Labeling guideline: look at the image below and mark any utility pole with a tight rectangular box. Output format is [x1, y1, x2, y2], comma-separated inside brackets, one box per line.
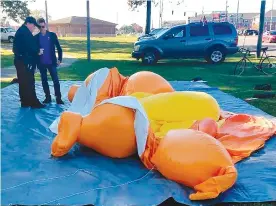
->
[86, 0, 91, 61]
[145, 0, 152, 34]
[236, 0, 240, 29]
[45, 0, 49, 30]
[159, 0, 163, 28]
[226, 0, 228, 22]
[257, 0, 266, 57]
[270, 0, 274, 30]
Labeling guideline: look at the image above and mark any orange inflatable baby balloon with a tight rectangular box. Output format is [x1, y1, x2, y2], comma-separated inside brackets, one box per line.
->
[50, 67, 276, 202]
[152, 129, 237, 201]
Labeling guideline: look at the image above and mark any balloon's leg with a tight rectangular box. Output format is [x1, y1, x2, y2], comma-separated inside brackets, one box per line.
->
[51, 112, 83, 157]
[189, 166, 237, 200]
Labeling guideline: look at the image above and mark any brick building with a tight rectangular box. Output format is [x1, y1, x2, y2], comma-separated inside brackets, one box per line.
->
[188, 12, 258, 30]
[48, 16, 117, 37]
[252, 10, 276, 31]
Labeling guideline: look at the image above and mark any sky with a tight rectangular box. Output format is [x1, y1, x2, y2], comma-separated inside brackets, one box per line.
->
[25, 0, 275, 28]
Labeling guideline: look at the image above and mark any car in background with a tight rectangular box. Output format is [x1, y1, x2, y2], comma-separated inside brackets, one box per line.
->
[243, 29, 258, 36]
[1, 27, 16, 43]
[262, 30, 276, 43]
[138, 28, 167, 41]
[132, 22, 238, 65]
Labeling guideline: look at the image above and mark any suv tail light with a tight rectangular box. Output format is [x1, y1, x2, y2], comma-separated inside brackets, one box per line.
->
[234, 36, 238, 45]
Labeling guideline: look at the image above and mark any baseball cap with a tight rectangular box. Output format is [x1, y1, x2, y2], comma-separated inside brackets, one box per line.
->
[24, 16, 41, 28]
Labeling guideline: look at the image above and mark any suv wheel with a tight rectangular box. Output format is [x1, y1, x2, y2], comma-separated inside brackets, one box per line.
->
[8, 36, 14, 43]
[142, 51, 158, 65]
[205, 47, 226, 64]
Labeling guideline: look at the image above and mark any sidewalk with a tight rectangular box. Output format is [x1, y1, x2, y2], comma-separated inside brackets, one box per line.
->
[1, 55, 77, 81]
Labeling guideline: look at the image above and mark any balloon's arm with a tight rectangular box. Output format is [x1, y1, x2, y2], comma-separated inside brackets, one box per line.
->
[51, 112, 83, 157]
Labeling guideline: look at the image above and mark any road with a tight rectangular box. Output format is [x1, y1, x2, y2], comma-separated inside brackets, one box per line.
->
[238, 36, 276, 56]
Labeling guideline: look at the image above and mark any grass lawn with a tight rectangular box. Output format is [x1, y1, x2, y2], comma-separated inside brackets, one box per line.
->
[56, 36, 276, 117]
[1, 46, 13, 68]
[0, 80, 11, 88]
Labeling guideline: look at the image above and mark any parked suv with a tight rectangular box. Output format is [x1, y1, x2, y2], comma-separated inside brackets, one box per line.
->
[132, 22, 238, 64]
[1, 27, 16, 43]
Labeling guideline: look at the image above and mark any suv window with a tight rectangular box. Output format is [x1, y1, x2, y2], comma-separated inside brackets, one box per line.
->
[190, 25, 209, 37]
[213, 24, 232, 35]
[167, 27, 186, 38]
[1, 28, 6, 33]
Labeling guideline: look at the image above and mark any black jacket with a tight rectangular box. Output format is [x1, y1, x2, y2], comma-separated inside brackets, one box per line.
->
[13, 25, 40, 65]
[35, 31, 62, 67]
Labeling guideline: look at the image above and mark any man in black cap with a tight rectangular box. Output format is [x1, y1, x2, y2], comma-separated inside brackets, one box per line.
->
[13, 16, 45, 108]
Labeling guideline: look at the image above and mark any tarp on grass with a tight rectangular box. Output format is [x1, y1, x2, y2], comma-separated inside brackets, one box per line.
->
[1, 81, 276, 206]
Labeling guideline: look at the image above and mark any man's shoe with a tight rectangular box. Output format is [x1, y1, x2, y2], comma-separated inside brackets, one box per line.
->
[21, 102, 30, 108]
[43, 97, 52, 104]
[31, 102, 46, 109]
[56, 98, 64, 105]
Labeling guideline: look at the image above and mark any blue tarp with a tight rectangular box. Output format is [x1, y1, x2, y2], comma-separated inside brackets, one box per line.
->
[1, 81, 276, 206]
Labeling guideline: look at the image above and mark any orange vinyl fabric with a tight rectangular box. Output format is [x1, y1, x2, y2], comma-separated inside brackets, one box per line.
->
[120, 71, 174, 95]
[51, 104, 137, 158]
[67, 69, 174, 103]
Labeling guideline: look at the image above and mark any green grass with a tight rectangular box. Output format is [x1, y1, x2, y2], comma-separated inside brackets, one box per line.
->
[1, 48, 13, 68]
[0, 81, 10, 88]
[56, 36, 276, 117]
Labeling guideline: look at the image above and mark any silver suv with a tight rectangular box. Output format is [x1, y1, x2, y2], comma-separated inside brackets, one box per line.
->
[132, 22, 239, 64]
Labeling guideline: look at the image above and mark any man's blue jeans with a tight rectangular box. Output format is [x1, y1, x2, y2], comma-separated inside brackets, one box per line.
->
[39, 64, 61, 99]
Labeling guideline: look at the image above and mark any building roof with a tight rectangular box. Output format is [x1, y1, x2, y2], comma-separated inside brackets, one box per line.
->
[235, 13, 259, 19]
[190, 12, 259, 22]
[49, 16, 117, 26]
[265, 10, 276, 17]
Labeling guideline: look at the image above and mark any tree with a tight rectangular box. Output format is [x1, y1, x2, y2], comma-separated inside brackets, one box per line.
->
[1, 0, 35, 23]
[119, 25, 135, 34]
[31, 9, 52, 21]
[131, 23, 143, 33]
[127, 0, 146, 10]
[127, 0, 185, 34]
[127, 0, 152, 34]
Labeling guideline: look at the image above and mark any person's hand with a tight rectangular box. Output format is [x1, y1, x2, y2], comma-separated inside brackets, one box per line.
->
[38, 48, 44, 55]
[57, 60, 61, 66]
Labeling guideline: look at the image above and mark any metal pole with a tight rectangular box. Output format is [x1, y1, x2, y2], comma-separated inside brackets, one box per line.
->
[236, 0, 240, 29]
[257, 0, 266, 57]
[270, 0, 274, 30]
[145, 0, 151, 34]
[226, 0, 228, 22]
[45, 0, 49, 30]
[87, 0, 91, 61]
[159, 0, 162, 27]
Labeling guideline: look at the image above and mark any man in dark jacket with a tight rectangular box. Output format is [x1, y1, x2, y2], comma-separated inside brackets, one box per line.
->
[13, 16, 45, 108]
[35, 18, 64, 104]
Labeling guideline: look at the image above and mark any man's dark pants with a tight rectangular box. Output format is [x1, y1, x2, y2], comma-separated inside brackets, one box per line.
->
[39, 64, 61, 99]
[14, 58, 39, 105]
